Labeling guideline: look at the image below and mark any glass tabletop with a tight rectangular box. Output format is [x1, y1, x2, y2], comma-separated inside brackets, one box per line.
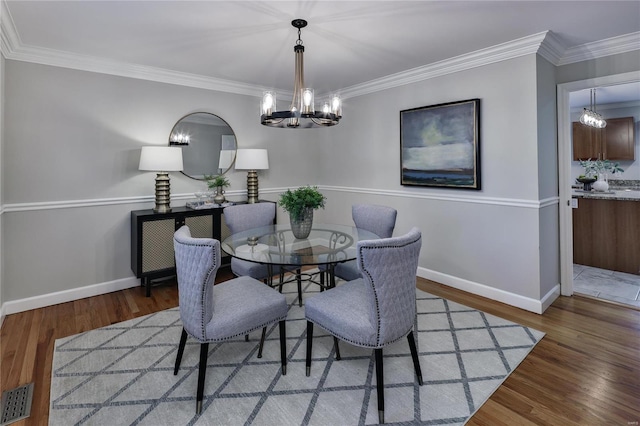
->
[221, 223, 380, 267]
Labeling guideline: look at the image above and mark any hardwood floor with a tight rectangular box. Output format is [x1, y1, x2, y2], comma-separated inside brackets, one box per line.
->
[2, 271, 639, 425]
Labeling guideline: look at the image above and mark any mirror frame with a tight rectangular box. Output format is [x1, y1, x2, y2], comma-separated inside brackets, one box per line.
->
[168, 112, 237, 180]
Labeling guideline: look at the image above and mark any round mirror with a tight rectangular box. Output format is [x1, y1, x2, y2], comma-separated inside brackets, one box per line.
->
[168, 112, 237, 180]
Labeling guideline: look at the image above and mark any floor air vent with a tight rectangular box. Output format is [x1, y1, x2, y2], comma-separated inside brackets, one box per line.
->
[1, 383, 34, 425]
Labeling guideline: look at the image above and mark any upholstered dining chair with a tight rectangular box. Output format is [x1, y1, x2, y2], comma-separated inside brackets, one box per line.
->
[321, 204, 397, 287]
[172, 225, 288, 414]
[224, 202, 280, 283]
[305, 227, 423, 424]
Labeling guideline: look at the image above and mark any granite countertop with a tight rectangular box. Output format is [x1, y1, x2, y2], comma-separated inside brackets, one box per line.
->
[572, 188, 640, 201]
[572, 179, 640, 201]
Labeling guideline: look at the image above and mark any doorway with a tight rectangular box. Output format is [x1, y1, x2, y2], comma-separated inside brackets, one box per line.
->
[557, 71, 640, 305]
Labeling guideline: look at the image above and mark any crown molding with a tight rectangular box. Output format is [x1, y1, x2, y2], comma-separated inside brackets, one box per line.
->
[557, 32, 640, 66]
[0, 0, 19, 57]
[341, 32, 551, 99]
[1, 0, 638, 100]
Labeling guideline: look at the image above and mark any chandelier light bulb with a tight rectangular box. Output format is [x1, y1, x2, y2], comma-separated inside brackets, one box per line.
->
[331, 95, 342, 116]
[301, 88, 314, 114]
[261, 91, 275, 116]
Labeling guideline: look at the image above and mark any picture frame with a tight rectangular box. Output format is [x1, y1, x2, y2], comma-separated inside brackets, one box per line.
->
[400, 98, 481, 189]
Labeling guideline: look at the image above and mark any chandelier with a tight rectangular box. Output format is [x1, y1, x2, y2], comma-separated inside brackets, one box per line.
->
[579, 88, 607, 129]
[260, 19, 341, 129]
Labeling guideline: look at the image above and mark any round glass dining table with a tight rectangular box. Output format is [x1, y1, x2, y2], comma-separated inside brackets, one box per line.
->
[221, 223, 379, 305]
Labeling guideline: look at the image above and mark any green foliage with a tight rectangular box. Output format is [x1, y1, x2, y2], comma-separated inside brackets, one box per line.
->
[279, 186, 326, 220]
[205, 174, 230, 189]
[579, 159, 624, 177]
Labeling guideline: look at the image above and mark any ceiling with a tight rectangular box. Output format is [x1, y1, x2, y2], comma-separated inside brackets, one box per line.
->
[3, 1, 640, 103]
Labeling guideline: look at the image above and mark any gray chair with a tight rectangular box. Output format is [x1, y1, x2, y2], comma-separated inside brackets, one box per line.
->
[172, 226, 288, 414]
[224, 202, 280, 283]
[321, 204, 397, 286]
[305, 227, 423, 424]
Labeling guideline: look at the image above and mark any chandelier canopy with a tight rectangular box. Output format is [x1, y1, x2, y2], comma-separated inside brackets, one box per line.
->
[579, 88, 607, 129]
[260, 19, 341, 129]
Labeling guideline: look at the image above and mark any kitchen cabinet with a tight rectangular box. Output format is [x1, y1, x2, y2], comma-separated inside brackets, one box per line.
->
[572, 116, 635, 161]
[573, 197, 640, 275]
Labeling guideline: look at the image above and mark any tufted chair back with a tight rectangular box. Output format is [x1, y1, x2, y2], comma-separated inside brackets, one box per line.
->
[352, 204, 397, 238]
[357, 227, 422, 347]
[224, 202, 276, 233]
[173, 225, 219, 341]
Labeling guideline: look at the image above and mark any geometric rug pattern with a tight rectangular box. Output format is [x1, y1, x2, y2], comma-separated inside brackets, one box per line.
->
[50, 280, 544, 425]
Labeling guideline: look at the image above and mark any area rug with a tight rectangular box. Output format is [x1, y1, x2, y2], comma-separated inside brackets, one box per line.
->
[49, 281, 544, 425]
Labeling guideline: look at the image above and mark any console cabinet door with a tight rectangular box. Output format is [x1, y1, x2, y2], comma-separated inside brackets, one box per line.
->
[140, 218, 176, 274]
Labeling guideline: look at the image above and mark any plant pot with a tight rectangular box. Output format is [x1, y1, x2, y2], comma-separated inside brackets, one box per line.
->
[290, 208, 313, 239]
[593, 175, 609, 192]
[576, 176, 596, 191]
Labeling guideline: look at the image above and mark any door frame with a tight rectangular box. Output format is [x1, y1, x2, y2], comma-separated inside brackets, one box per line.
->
[557, 71, 640, 296]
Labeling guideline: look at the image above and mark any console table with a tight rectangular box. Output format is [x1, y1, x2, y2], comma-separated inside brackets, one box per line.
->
[131, 204, 235, 296]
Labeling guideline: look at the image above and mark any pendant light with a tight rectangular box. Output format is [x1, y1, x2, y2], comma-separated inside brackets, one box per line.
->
[579, 88, 607, 129]
[260, 19, 341, 129]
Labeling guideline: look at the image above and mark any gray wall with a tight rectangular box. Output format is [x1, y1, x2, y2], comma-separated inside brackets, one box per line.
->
[0, 54, 4, 309]
[313, 54, 550, 302]
[1, 48, 638, 313]
[1, 61, 322, 302]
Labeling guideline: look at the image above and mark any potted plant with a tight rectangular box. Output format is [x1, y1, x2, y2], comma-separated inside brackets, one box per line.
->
[279, 185, 327, 239]
[578, 159, 624, 192]
[205, 174, 231, 204]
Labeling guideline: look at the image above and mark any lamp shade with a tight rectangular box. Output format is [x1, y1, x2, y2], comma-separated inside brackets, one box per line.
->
[139, 146, 183, 172]
[235, 149, 269, 170]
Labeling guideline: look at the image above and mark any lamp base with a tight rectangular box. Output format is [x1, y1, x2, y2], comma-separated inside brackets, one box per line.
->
[246, 170, 259, 203]
[153, 172, 172, 213]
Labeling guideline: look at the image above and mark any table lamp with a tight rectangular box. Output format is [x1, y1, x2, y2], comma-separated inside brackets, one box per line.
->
[139, 146, 183, 213]
[235, 149, 269, 203]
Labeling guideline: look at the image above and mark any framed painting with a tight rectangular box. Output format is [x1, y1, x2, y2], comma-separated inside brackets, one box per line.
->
[400, 98, 481, 189]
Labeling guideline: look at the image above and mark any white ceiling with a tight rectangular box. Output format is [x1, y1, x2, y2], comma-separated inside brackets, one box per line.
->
[3, 1, 640, 102]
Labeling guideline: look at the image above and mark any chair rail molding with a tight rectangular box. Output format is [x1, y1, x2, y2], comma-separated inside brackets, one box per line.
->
[1, 187, 557, 213]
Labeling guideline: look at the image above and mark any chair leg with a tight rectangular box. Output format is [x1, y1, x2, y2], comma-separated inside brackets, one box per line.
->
[375, 348, 385, 424]
[279, 320, 287, 375]
[297, 268, 303, 307]
[174, 328, 188, 375]
[245, 334, 249, 342]
[333, 336, 341, 360]
[305, 321, 314, 376]
[319, 270, 325, 291]
[196, 343, 209, 414]
[257, 327, 267, 358]
[374, 349, 384, 424]
[407, 331, 423, 385]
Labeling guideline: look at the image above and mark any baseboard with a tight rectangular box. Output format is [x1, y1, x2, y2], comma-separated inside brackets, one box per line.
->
[1, 276, 140, 316]
[418, 267, 559, 314]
